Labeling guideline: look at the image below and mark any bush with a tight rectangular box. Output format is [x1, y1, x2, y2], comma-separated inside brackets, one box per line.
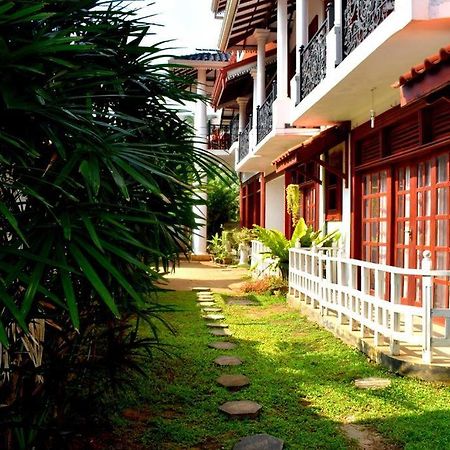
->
[240, 277, 288, 295]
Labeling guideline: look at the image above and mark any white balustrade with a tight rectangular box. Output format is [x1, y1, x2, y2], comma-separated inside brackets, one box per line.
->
[250, 240, 280, 278]
[289, 247, 450, 363]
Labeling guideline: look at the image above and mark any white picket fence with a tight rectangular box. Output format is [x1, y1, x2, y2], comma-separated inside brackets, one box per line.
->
[289, 247, 450, 363]
[250, 240, 280, 278]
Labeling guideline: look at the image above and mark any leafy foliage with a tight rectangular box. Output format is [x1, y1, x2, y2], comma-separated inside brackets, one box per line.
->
[206, 173, 239, 238]
[254, 219, 340, 279]
[0, 1, 225, 447]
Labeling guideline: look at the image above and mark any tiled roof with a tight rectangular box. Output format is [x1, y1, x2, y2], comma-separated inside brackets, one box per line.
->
[174, 50, 231, 63]
[396, 45, 450, 87]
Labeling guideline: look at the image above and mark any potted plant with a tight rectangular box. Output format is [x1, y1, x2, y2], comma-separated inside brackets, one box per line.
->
[234, 227, 256, 266]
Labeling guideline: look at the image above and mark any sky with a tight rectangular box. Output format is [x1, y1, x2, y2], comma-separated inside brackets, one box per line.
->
[144, 0, 223, 55]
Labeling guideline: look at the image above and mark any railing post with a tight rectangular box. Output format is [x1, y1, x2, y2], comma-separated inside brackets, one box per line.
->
[326, 1, 335, 32]
[299, 45, 304, 103]
[389, 272, 401, 355]
[422, 250, 433, 364]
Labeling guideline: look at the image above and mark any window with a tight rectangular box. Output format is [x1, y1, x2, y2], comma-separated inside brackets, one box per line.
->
[325, 149, 343, 221]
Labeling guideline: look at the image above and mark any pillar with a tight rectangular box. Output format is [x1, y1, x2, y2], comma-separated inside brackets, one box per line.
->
[236, 97, 249, 132]
[277, 0, 289, 99]
[250, 68, 258, 129]
[192, 68, 208, 255]
[253, 29, 270, 107]
[296, 0, 308, 72]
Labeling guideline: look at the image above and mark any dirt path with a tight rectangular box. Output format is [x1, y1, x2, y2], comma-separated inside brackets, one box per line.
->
[162, 260, 248, 294]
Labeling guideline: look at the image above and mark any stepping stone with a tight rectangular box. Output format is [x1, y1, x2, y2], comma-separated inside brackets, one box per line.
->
[219, 400, 262, 419]
[233, 434, 284, 450]
[354, 377, 391, 390]
[202, 307, 222, 313]
[217, 374, 250, 391]
[226, 297, 257, 306]
[197, 302, 215, 307]
[211, 328, 232, 337]
[197, 293, 214, 297]
[197, 298, 215, 303]
[206, 322, 229, 328]
[203, 314, 225, 321]
[208, 341, 236, 350]
[192, 287, 211, 292]
[214, 356, 243, 366]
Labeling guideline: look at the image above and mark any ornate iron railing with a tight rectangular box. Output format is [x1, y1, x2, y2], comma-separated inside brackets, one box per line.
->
[256, 81, 276, 144]
[230, 114, 239, 144]
[297, 18, 328, 105]
[238, 116, 251, 163]
[342, 0, 395, 58]
[208, 124, 231, 150]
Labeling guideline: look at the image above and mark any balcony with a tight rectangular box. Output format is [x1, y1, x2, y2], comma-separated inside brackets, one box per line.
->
[256, 81, 276, 144]
[292, 0, 450, 128]
[208, 124, 231, 150]
[230, 114, 239, 146]
[238, 117, 251, 163]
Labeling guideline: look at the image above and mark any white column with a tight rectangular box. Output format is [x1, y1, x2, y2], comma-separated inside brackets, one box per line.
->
[250, 68, 258, 129]
[253, 29, 270, 106]
[296, 0, 308, 72]
[277, 0, 289, 99]
[236, 97, 249, 132]
[192, 68, 208, 256]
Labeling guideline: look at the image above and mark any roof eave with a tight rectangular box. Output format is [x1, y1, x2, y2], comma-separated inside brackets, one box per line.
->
[168, 59, 229, 70]
[218, 0, 239, 51]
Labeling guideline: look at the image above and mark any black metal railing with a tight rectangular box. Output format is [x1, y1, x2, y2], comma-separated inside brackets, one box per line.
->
[297, 17, 328, 105]
[230, 114, 239, 144]
[256, 81, 277, 144]
[208, 124, 231, 150]
[342, 0, 395, 59]
[238, 116, 251, 163]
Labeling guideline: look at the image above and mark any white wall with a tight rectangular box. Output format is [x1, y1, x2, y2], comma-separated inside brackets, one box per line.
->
[265, 175, 285, 232]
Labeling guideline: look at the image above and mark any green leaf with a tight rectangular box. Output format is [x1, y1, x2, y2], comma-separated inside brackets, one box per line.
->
[0, 202, 28, 247]
[69, 243, 120, 317]
[80, 213, 103, 251]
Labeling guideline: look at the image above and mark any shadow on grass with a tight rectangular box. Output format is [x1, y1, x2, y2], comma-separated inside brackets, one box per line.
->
[90, 291, 450, 450]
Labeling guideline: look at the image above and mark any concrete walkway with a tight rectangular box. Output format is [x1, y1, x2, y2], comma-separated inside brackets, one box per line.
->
[163, 260, 248, 293]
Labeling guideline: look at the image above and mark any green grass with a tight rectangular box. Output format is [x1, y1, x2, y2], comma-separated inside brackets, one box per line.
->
[111, 291, 450, 449]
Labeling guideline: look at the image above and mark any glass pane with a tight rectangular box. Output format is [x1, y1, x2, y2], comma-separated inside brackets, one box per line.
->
[363, 175, 368, 195]
[371, 173, 379, 193]
[417, 191, 423, 216]
[436, 251, 447, 270]
[380, 221, 387, 242]
[380, 171, 387, 193]
[417, 220, 424, 246]
[405, 193, 410, 217]
[364, 199, 370, 218]
[398, 195, 405, 217]
[438, 187, 448, 215]
[397, 221, 404, 241]
[398, 168, 404, 190]
[425, 190, 431, 216]
[434, 283, 447, 308]
[437, 154, 448, 183]
[379, 246, 387, 265]
[425, 220, 431, 246]
[418, 163, 424, 188]
[397, 249, 404, 266]
[405, 166, 411, 190]
[371, 198, 380, 217]
[380, 195, 387, 217]
[371, 246, 379, 263]
[437, 220, 448, 247]
[426, 160, 432, 186]
[371, 222, 378, 241]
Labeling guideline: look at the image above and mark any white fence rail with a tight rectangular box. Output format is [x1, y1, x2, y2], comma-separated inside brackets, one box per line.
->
[250, 240, 280, 278]
[289, 247, 450, 363]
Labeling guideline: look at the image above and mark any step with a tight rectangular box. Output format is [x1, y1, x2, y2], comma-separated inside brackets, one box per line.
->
[233, 434, 284, 450]
[202, 307, 223, 313]
[210, 329, 232, 337]
[219, 400, 262, 419]
[192, 287, 211, 292]
[206, 323, 229, 328]
[217, 374, 250, 391]
[354, 377, 391, 390]
[208, 341, 236, 350]
[197, 302, 216, 307]
[214, 356, 243, 366]
[203, 314, 225, 321]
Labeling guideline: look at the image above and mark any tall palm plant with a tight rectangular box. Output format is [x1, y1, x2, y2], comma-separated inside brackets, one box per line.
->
[0, 1, 225, 447]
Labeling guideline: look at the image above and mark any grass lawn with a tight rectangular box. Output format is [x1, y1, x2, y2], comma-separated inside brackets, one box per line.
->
[107, 291, 450, 449]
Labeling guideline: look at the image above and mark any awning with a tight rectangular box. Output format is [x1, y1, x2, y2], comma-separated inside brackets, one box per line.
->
[211, 48, 277, 108]
[273, 123, 350, 174]
[394, 45, 450, 106]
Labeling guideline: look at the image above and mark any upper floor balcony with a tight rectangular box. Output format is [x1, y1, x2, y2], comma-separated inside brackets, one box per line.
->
[292, 0, 450, 127]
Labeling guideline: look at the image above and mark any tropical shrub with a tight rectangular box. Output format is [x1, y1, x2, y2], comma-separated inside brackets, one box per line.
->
[0, 1, 224, 447]
[253, 219, 340, 279]
[240, 276, 288, 295]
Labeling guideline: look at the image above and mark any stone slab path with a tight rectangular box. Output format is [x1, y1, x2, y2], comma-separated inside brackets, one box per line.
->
[233, 434, 284, 450]
[208, 341, 236, 350]
[219, 400, 262, 419]
[354, 377, 392, 390]
[210, 329, 232, 337]
[214, 356, 243, 366]
[217, 374, 250, 391]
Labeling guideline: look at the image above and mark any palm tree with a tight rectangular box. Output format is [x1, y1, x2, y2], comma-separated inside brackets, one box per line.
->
[0, 1, 224, 447]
